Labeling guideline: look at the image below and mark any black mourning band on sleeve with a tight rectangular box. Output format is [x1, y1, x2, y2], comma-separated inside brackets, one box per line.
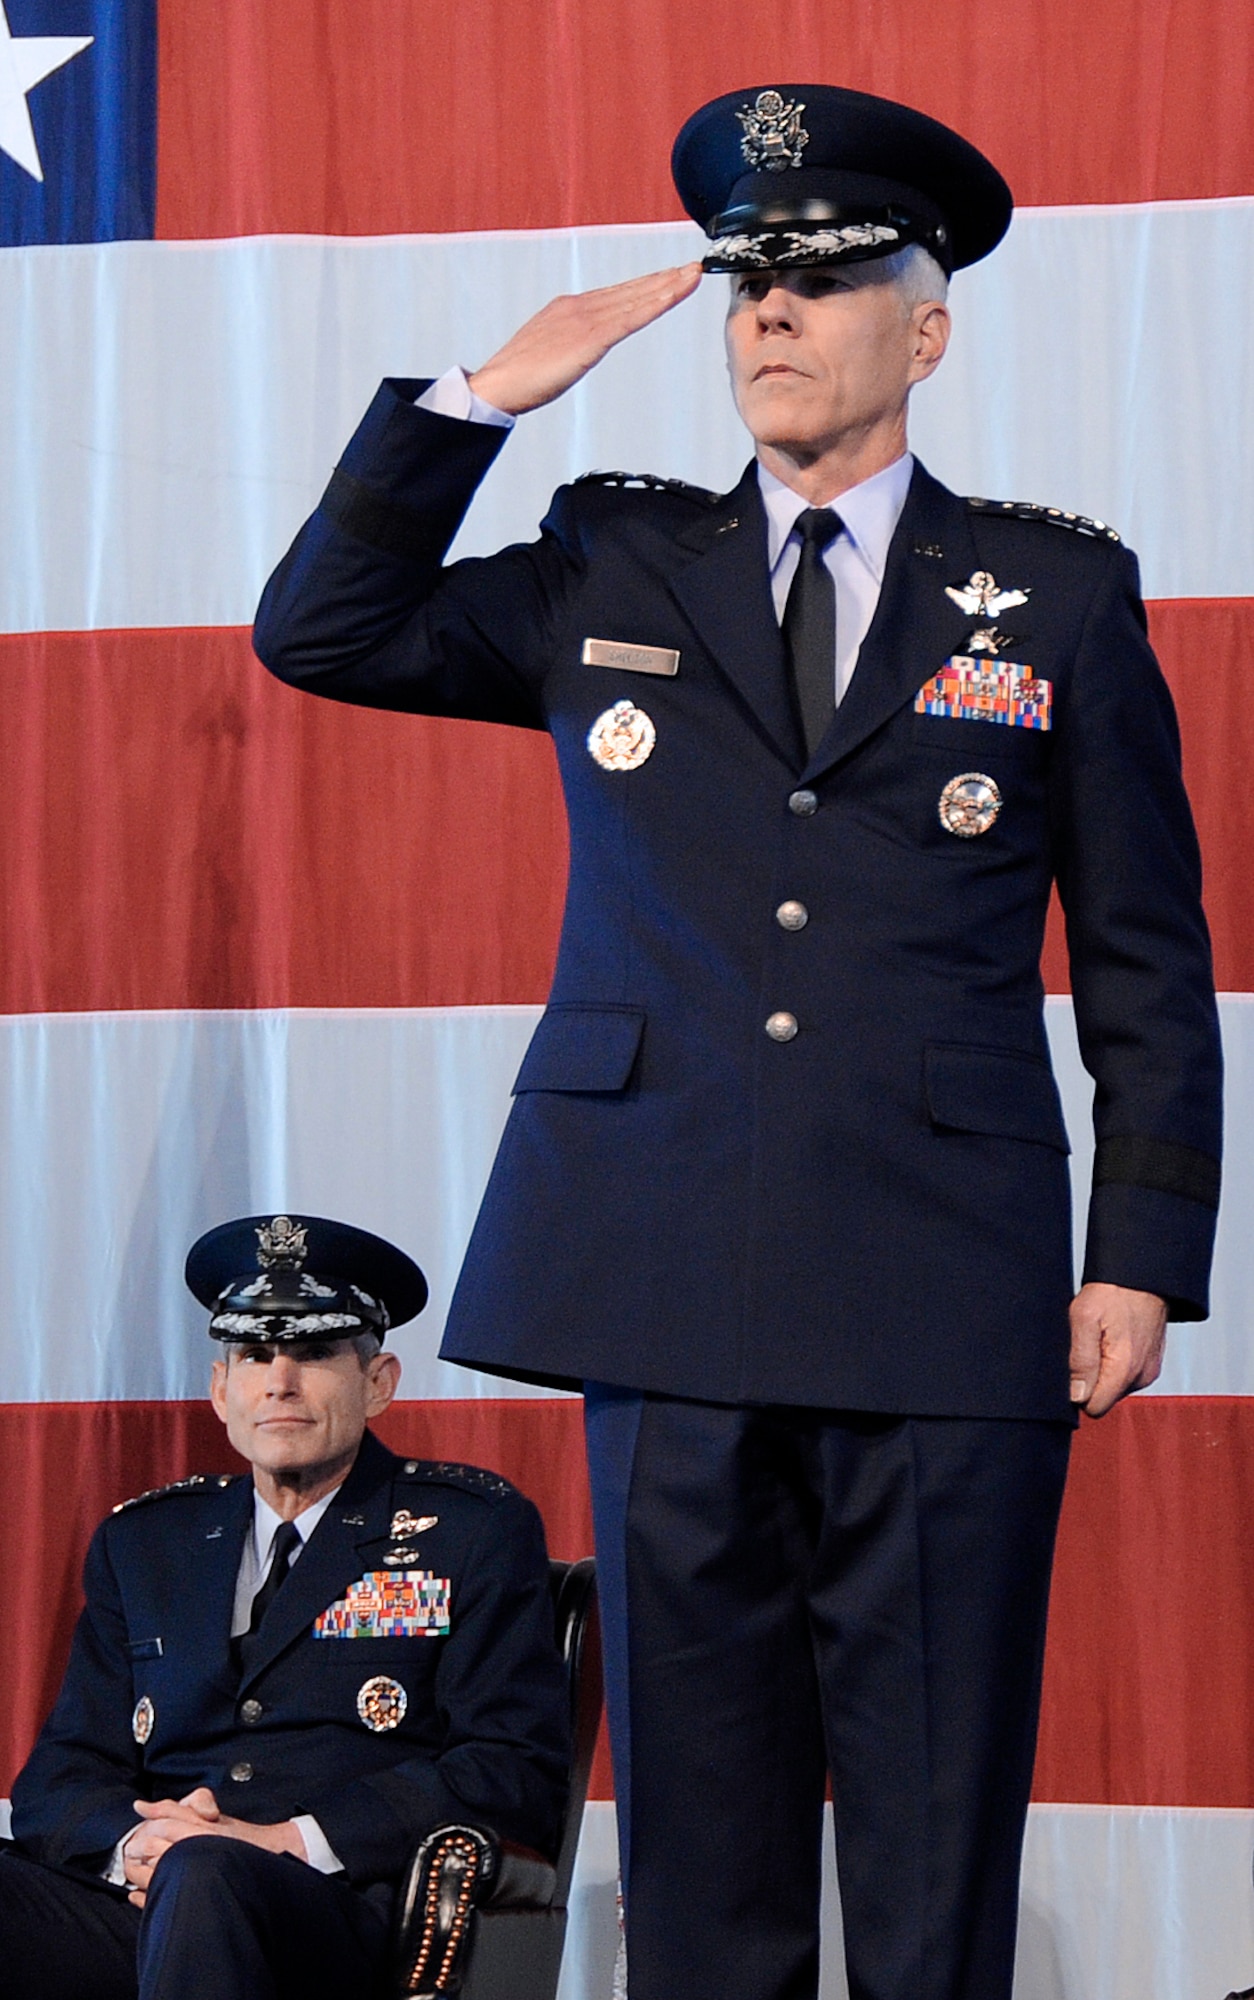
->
[1092, 1135, 1221, 1211]
[321, 465, 456, 565]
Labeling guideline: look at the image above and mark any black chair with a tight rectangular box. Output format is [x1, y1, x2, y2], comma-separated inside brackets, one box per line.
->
[390, 1557, 602, 2000]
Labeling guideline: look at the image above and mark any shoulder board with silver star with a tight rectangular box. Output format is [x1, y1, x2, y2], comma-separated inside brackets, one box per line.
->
[395, 1458, 519, 1503]
[966, 497, 1121, 544]
[113, 1473, 237, 1514]
[573, 470, 721, 505]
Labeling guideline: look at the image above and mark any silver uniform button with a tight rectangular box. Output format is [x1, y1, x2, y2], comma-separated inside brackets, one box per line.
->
[765, 1011, 799, 1042]
[229, 1760, 254, 1783]
[240, 1699, 263, 1726]
[788, 789, 818, 817]
[776, 900, 808, 931]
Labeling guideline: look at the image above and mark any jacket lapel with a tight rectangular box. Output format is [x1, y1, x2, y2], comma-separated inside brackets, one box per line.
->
[669, 464, 803, 768]
[179, 1474, 254, 1701]
[807, 463, 979, 776]
[238, 1430, 395, 1690]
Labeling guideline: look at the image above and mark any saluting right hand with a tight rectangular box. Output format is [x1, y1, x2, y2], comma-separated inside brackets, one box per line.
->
[467, 262, 703, 416]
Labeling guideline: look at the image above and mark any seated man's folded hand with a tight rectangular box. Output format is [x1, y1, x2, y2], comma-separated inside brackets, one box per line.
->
[125, 1789, 307, 1907]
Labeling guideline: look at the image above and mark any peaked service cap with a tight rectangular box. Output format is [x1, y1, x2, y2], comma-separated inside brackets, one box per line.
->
[672, 84, 1012, 276]
[186, 1213, 428, 1343]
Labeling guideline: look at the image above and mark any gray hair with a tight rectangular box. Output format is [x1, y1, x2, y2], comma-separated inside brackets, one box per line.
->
[856, 242, 950, 307]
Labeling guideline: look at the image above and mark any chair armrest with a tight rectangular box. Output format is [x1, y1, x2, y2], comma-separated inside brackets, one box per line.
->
[392, 1824, 498, 1997]
[480, 1841, 557, 1912]
[391, 1824, 560, 1995]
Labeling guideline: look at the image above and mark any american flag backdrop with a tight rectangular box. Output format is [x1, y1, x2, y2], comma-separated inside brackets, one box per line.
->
[1, 3, 1253, 1993]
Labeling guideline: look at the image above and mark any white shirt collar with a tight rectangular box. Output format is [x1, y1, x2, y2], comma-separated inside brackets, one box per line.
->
[252, 1482, 342, 1568]
[758, 453, 914, 580]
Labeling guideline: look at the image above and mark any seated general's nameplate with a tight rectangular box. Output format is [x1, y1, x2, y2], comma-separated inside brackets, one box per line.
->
[582, 637, 679, 677]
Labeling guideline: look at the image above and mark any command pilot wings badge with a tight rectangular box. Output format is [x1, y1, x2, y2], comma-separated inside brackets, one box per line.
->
[944, 571, 1030, 619]
[390, 1510, 438, 1539]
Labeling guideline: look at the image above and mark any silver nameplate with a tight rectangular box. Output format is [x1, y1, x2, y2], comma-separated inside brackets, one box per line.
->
[582, 637, 679, 677]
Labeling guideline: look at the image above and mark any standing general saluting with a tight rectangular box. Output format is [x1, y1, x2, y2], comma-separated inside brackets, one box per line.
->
[254, 85, 1222, 2000]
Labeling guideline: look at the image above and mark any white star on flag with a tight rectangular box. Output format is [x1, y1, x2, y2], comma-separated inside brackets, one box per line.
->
[0, 2, 93, 183]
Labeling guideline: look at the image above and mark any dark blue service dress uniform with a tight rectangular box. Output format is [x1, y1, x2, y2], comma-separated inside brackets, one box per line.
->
[2, 1430, 569, 2000]
[252, 384, 1223, 2000]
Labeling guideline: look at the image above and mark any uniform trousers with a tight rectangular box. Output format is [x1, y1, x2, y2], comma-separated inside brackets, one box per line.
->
[583, 1388, 1072, 2000]
[0, 1838, 389, 2000]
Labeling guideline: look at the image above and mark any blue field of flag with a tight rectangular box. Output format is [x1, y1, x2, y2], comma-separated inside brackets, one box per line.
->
[0, 0, 155, 246]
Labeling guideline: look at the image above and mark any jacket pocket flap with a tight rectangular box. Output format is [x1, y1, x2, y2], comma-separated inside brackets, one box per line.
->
[513, 1006, 646, 1094]
[925, 1043, 1070, 1153]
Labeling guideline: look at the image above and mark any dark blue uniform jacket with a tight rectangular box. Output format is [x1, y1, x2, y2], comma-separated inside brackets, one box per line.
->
[11, 1432, 569, 1909]
[254, 383, 1223, 1422]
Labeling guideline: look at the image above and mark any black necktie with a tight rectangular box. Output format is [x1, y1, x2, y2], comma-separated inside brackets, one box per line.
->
[782, 507, 843, 758]
[248, 1519, 301, 1634]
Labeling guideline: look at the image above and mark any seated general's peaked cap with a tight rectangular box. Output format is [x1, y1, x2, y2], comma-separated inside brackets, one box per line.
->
[672, 84, 1012, 276]
[186, 1213, 428, 1343]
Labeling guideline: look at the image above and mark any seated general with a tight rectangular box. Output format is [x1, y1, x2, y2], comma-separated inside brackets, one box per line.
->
[0, 1212, 570, 2000]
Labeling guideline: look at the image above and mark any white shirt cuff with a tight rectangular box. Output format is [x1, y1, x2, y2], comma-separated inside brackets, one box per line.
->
[415, 365, 515, 430]
[293, 1813, 344, 1874]
[104, 1825, 141, 1885]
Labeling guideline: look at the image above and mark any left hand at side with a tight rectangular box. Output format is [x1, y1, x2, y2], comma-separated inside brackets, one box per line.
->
[1068, 1281, 1167, 1417]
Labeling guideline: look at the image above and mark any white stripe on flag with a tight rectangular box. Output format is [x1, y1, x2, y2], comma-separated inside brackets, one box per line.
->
[561, 1800, 1254, 2000]
[1, 199, 1252, 636]
[0, 1000, 1245, 1404]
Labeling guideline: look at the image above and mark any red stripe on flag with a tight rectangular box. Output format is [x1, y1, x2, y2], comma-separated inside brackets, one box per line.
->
[1035, 1397, 1254, 1808]
[0, 627, 566, 1014]
[155, 0, 1254, 241]
[1039, 597, 1254, 995]
[5, 1395, 1254, 1810]
[1, 603, 1249, 1012]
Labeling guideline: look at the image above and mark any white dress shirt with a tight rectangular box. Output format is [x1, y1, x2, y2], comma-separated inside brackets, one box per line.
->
[229, 1486, 339, 1637]
[415, 368, 911, 705]
[418, 364, 515, 431]
[758, 454, 913, 705]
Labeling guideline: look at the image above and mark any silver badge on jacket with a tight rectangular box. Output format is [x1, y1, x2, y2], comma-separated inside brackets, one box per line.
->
[389, 1510, 438, 1539]
[357, 1675, 408, 1732]
[938, 772, 1002, 837]
[944, 571, 1030, 618]
[587, 700, 656, 772]
[132, 1696, 155, 1745]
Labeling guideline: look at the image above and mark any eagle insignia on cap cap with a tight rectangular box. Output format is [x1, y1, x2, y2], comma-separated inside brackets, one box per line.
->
[255, 1215, 308, 1269]
[736, 90, 809, 173]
